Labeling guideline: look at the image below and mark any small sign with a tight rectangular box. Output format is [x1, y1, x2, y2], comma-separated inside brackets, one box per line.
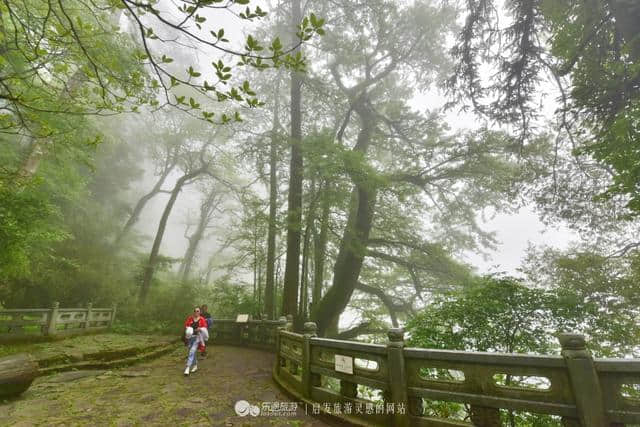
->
[236, 314, 249, 323]
[335, 355, 353, 374]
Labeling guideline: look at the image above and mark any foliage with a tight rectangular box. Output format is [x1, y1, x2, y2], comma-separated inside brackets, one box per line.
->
[407, 276, 561, 354]
[0, 180, 67, 285]
[207, 278, 259, 319]
[406, 275, 592, 425]
[0, 0, 324, 139]
[448, 0, 640, 211]
[522, 246, 640, 357]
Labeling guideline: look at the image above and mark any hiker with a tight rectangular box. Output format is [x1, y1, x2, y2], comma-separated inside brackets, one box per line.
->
[199, 304, 212, 357]
[201, 304, 213, 328]
[183, 307, 207, 376]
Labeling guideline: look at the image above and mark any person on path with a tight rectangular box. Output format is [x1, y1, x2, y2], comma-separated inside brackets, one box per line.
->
[199, 304, 212, 358]
[183, 307, 207, 376]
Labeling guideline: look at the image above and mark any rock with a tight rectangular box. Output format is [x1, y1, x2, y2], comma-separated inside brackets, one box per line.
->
[0, 353, 38, 398]
[118, 370, 150, 377]
[46, 370, 105, 383]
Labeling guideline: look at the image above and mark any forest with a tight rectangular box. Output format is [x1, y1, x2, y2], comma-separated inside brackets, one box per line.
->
[1, 0, 640, 370]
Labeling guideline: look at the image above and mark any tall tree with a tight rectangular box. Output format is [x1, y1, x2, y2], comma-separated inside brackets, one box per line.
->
[138, 145, 216, 303]
[115, 125, 183, 245]
[282, 0, 304, 319]
[265, 79, 283, 319]
[179, 185, 222, 282]
[305, 0, 531, 336]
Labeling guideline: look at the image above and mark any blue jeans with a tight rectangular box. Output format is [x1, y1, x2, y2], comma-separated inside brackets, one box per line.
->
[186, 336, 199, 368]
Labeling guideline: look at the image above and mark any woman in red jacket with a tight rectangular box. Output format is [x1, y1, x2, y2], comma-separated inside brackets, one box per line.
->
[183, 307, 207, 376]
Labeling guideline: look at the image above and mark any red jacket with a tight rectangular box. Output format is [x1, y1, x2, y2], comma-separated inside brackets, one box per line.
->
[184, 316, 207, 330]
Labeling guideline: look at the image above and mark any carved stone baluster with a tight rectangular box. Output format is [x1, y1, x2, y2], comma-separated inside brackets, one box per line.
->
[469, 406, 501, 427]
[559, 334, 607, 427]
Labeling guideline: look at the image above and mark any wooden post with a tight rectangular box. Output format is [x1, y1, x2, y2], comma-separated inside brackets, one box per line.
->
[85, 303, 93, 330]
[46, 302, 59, 337]
[559, 333, 607, 427]
[302, 321, 317, 398]
[387, 328, 409, 427]
[109, 303, 117, 328]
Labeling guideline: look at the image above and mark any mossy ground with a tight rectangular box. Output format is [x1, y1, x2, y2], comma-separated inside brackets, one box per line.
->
[0, 344, 333, 426]
[0, 333, 172, 359]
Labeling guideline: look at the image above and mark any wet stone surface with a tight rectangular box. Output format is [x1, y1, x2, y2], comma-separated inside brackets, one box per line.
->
[0, 345, 333, 426]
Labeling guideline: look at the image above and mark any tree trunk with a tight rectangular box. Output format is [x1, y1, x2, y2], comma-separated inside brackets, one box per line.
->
[312, 181, 330, 310]
[312, 184, 376, 336]
[253, 215, 258, 305]
[116, 161, 176, 246]
[282, 0, 303, 321]
[265, 81, 281, 320]
[179, 188, 218, 282]
[311, 94, 376, 336]
[0, 353, 38, 398]
[299, 179, 317, 321]
[355, 282, 400, 328]
[138, 169, 204, 303]
[608, 0, 640, 60]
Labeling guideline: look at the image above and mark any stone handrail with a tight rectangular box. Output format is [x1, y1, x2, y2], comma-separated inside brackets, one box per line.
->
[209, 317, 640, 427]
[0, 302, 116, 340]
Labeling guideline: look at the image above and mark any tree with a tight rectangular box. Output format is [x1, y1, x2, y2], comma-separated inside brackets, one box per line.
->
[448, 0, 640, 210]
[138, 137, 224, 303]
[0, 116, 145, 307]
[303, 0, 531, 336]
[265, 76, 284, 319]
[179, 184, 223, 282]
[406, 275, 575, 425]
[1, 0, 323, 185]
[522, 246, 640, 357]
[115, 114, 185, 246]
[407, 276, 560, 353]
[282, 0, 305, 321]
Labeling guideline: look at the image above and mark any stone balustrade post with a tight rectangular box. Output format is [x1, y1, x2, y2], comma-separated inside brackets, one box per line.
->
[285, 314, 294, 331]
[85, 303, 93, 329]
[302, 321, 319, 398]
[469, 406, 501, 427]
[387, 328, 409, 427]
[559, 334, 607, 427]
[46, 302, 59, 337]
[340, 379, 358, 398]
[283, 314, 299, 374]
[109, 303, 117, 328]
[275, 316, 288, 374]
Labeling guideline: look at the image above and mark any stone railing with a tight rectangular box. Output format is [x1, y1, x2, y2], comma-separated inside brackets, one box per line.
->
[209, 317, 640, 427]
[0, 302, 116, 340]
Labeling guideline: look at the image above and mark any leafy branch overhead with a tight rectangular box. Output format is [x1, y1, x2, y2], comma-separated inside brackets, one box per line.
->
[0, 0, 325, 135]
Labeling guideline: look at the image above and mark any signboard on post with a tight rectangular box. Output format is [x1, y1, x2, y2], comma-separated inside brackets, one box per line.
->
[335, 355, 354, 374]
[236, 314, 249, 323]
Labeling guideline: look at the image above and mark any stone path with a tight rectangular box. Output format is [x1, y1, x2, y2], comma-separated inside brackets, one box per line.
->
[0, 345, 339, 426]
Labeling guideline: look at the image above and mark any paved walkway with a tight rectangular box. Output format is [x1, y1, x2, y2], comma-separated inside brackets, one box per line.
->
[1, 345, 337, 426]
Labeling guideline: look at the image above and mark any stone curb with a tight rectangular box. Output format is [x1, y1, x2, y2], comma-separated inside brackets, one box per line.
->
[36, 338, 180, 377]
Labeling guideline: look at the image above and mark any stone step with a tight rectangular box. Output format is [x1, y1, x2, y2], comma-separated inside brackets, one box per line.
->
[38, 342, 177, 376]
